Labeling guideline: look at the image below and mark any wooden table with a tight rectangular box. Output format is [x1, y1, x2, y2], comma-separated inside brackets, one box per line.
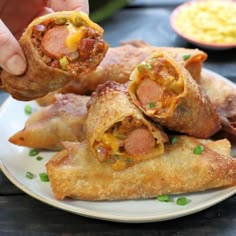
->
[1, 1, 236, 235]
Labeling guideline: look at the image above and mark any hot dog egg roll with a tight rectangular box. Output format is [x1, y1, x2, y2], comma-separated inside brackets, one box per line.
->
[0, 11, 108, 101]
[46, 136, 236, 200]
[9, 94, 90, 150]
[200, 69, 236, 141]
[85, 81, 168, 171]
[128, 52, 221, 138]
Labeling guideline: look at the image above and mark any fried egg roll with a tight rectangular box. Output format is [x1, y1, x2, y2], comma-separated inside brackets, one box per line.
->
[124, 40, 207, 83]
[9, 94, 90, 150]
[46, 136, 236, 200]
[85, 81, 168, 171]
[0, 11, 108, 101]
[200, 69, 236, 141]
[128, 52, 221, 138]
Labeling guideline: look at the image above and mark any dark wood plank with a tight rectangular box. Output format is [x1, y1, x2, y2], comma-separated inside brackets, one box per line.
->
[1, 195, 236, 235]
[0, 171, 23, 195]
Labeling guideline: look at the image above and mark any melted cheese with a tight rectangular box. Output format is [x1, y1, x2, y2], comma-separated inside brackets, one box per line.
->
[100, 133, 121, 153]
[65, 25, 86, 51]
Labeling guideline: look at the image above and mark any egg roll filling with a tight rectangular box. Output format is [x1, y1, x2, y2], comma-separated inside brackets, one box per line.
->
[134, 56, 184, 117]
[31, 13, 106, 74]
[93, 116, 162, 171]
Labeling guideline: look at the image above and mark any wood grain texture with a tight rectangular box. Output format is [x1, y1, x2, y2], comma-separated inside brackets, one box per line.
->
[0, 194, 236, 235]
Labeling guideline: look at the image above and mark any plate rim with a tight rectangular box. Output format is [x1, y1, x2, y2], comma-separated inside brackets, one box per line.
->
[170, 1, 236, 50]
[1, 68, 236, 223]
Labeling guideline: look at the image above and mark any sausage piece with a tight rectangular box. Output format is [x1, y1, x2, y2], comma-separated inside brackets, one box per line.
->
[41, 25, 71, 59]
[124, 127, 155, 155]
[136, 79, 163, 106]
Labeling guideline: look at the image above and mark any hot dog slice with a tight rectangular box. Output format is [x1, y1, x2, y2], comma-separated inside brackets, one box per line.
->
[41, 25, 71, 59]
[124, 127, 155, 155]
[136, 79, 163, 106]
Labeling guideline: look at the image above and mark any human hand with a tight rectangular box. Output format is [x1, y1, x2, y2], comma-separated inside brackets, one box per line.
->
[0, 0, 89, 76]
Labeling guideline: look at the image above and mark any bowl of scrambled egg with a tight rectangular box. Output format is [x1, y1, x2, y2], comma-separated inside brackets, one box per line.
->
[170, 0, 236, 49]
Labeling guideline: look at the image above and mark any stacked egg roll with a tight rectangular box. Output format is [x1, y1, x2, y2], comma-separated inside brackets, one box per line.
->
[46, 136, 236, 200]
[9, 94, 90, 150]
[128, 52, 221, 138]
[0, 11, 108, 101]
[85, 81, 168, 171]
[200, 69, 236, 141]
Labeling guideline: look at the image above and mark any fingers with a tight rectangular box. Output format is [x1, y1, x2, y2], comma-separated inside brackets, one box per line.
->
[0, 20, 26, 75]
[47, 0, 89, 14]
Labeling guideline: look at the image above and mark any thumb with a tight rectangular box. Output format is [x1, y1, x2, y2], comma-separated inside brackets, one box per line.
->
[0, 20, 26, 75]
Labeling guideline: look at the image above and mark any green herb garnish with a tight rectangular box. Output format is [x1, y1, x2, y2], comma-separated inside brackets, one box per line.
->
[182, 54, 191, 60]
[36, 156, 43, 161]
[193, 144, 204, 155]
[28, 149, 39, 156]
[39, 173, 49, 182]
[176, 196, 189, 206]
[170, 136, 177, 144]
[145, 63, 153, 70]
[59, 56, 69, 70]
[25, 171, 34, 179]
[149, 102, 155, 108]
[24, 105, 32, 115]
[156, 195, 171, 202]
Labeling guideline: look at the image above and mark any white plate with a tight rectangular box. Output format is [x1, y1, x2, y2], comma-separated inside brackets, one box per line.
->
[170, 1, 236, 50]
[1, 68, 236, 223]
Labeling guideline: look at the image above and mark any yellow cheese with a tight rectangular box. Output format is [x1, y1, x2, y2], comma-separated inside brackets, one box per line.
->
[100, 133, 121, 153]
[65, 25, 86, 51]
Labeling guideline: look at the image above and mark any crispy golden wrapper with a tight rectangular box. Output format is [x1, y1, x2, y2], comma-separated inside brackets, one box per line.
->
[85, 81, 168, 171]
[200, 69, 236, 141]
[9, 94, 90, 150]
[0, 11, 108, 101]
[46, 136, 236, 200]
[128, 52, 221, 138]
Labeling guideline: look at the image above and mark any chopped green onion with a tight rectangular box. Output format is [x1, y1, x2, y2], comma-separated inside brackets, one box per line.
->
[145, 63, 153, 70]
[149, 102, 155, 108]
[59, 56, 69, 70]
[39, 173, 49, 182]
[125, 157, 133, 165]
[24, 105, 32, 115]
[28, 149, 39, 156]
[36, 156, 43, 161]
[25, 171, 34, 179]
[170, 136, 177, 144]
[193, 144, 204, 155]
[176, 196, 189, 206]
[156, 195, 171, 202]
[182, 54, 191, 60]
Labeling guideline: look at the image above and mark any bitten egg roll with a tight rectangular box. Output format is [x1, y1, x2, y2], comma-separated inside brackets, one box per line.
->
[46, 136, 236, 200]
[0, 11, 108, 101]
[9, 94, 90, 150]
[128, 52, 221, 138]
[85, 81, 168, 171]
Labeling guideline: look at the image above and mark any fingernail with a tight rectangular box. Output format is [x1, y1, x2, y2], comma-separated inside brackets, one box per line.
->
[6, 54, 26, 75]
